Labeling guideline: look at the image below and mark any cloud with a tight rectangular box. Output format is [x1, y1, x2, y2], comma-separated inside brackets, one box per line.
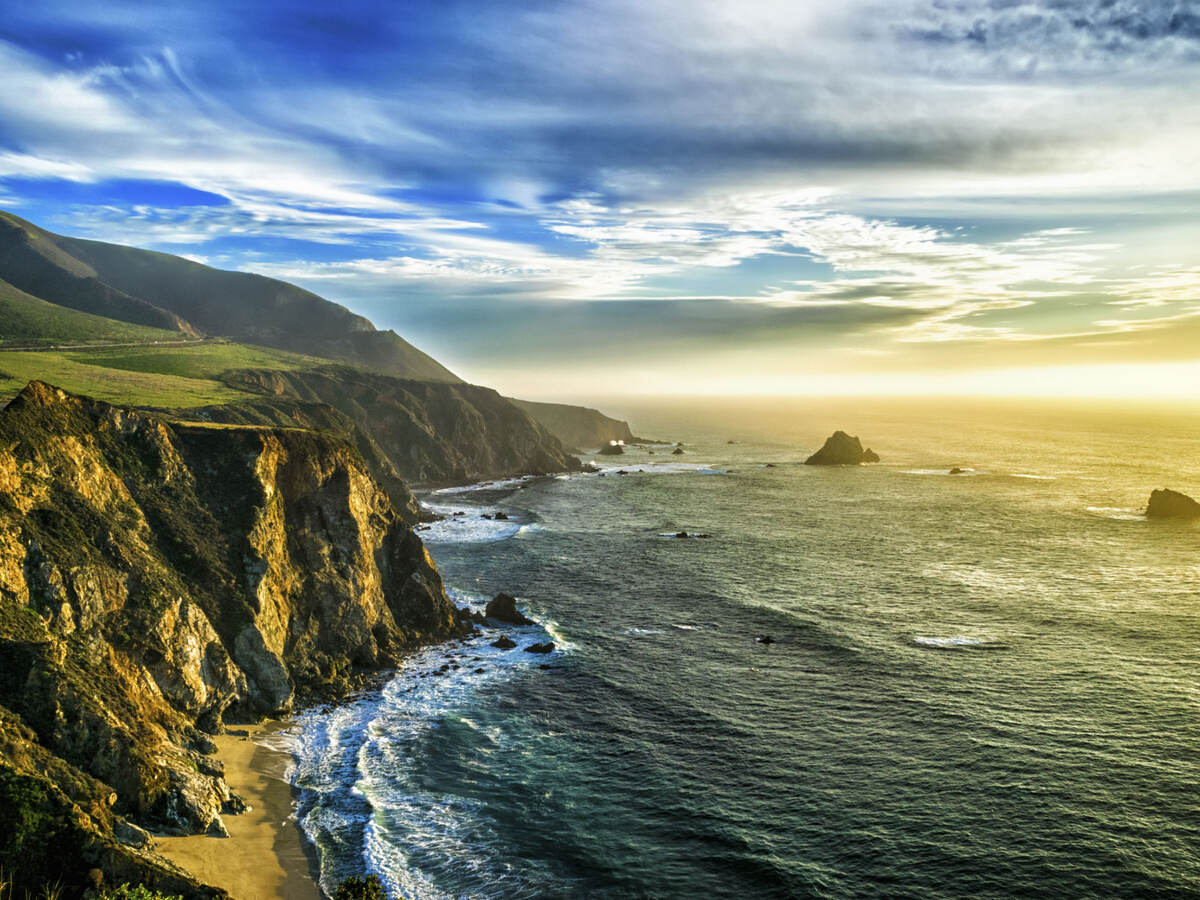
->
[1, 0, 1198, 388]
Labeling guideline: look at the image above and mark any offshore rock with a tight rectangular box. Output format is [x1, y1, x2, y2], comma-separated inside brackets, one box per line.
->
[598, 442, 624, 455]
[0, 381, 466, 894]
[490, 636, 517, 650]
[485, 592, 535, 625]
[1146, 488, 1200, 519]
[804, 431, 879, 466]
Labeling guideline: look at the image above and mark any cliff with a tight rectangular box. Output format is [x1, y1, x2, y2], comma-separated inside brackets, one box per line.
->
[804, 431, 880, 466]
[1146, 488, 1200, 519]
[507, 398, 647, 452]
[0, 382, 468, 896]
[217, 366, 582, 484]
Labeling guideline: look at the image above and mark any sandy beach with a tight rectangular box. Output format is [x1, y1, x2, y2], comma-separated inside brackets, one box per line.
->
[157, 722, 322, 900]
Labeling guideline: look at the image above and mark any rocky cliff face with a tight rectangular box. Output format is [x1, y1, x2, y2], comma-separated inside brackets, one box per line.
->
[0, 382, 467, 895]
[218, 366, 583, 484]
[507, 398, 648, 452]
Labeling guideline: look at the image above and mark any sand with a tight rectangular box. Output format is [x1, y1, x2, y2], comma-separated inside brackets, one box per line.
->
[156, 722, 322, 900]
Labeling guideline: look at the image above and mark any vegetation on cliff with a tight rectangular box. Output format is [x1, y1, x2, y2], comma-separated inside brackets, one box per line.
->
[0, 382, 471, 896]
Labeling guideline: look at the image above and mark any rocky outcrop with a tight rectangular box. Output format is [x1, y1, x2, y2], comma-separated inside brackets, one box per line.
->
[0, 382, 467, 894]
[598, 442, 624, 456]
[216, 366, 582, 485]
[804, 431, 880, 466]
[485, 593, 534, 625]
[1146, 488, 1200, 519]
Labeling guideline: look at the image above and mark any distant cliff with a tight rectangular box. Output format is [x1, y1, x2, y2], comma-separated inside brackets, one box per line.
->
[217, 366, 583, 484]
[508, 398, 647, 451]
[0, 382, 468, 895]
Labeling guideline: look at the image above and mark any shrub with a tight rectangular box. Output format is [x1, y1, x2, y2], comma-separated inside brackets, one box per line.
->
[99, 886, 183, 900]
[334, 874, 386, 900]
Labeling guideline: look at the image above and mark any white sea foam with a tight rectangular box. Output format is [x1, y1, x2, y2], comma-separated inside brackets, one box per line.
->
[1086, 506, 1146, 521]
[418, 508, 524, 544]
[626, 627, 667, 635]
[294, 587, 566, 898]
[431, 475, 539, 496]
[590, 462, 727, 476]
[1011, 473, 1056, 480]
[912, 635, 987, 649]
[901, 468, 982, 476]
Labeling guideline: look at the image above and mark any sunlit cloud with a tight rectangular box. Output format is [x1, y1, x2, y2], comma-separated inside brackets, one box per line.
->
[0, 0, 1197, 394]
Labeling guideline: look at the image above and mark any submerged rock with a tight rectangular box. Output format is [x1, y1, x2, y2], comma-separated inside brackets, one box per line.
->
[1146, 488, 1200, 519]
[485, 592, 535, 625]
[949, 467, 967, 475]
[804, 431, 880, 466]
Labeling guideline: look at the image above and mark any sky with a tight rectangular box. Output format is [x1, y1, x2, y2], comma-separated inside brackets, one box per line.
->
[0, 0, 1198, 400]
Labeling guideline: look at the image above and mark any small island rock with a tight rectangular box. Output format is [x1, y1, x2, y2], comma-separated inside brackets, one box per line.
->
[804, 431, 879, 466]
[1146, 488, 1200, 519]
[523, 642, 556, 654]
[485, 592, 535, 625]
[490, 635, 518, 649]
[599, 442, 625, 455]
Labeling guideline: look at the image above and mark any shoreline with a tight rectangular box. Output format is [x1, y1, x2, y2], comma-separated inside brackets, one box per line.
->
[156, 721, 323, 900]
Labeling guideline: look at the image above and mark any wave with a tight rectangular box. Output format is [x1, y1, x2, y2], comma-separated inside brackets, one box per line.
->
[293, 586, 568, 897]
[901, 468, 982, 476]
[911, 635, 993, 650]
[1011, 473, 1056, 480]
[430, 475, 540, 496]
[590, 462, 728, 476]
[1086, 506, 1145, 521]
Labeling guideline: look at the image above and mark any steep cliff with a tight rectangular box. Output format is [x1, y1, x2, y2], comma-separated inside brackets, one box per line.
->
[507, 398, 650, 452]
[0, 382, 467, 895]
[218, 366, 583, 484]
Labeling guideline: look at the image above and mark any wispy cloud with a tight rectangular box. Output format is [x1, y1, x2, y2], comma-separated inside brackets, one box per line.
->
[0, 0, 1197, 389]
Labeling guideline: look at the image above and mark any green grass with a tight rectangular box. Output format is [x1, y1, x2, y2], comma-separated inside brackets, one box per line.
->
[63, 341, 320, 379]
[0, 338, 334, 410]
[0, 350, 243, 409]
[0, 278, 181, 348]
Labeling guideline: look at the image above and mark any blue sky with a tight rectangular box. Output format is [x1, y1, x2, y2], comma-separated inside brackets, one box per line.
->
[1, 0, 1198, 397]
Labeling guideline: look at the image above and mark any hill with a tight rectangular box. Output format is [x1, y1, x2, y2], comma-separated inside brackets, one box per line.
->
[0, 210, 458, 381]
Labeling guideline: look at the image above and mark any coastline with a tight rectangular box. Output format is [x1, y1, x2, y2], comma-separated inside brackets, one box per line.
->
[156, 721, 322, 900]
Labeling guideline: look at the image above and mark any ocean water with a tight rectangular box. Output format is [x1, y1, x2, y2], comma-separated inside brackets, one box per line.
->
[291, 398, 1200, 898]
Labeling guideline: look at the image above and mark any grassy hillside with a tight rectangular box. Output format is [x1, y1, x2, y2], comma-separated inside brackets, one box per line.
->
[0, 276, 184, 347]
[0, 210, 460, 381]
[0, 340, 324, 408]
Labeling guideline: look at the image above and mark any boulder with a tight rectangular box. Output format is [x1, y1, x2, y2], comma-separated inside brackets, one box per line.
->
[599, 442, 624, 455]
[523, 642, 556, 654]
[490, 636, 517, 649]
[804, 431, 879, 466]
[485, 592, 535, 625]
[672, 447, 685, 455]
[1146, 488, 1200, 519]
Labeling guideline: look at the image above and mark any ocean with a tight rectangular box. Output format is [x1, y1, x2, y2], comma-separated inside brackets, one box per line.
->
[289, 397, 1200, 898]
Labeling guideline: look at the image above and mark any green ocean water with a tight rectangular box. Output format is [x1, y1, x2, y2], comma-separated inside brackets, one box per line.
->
[294, 398, 1200, 898]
